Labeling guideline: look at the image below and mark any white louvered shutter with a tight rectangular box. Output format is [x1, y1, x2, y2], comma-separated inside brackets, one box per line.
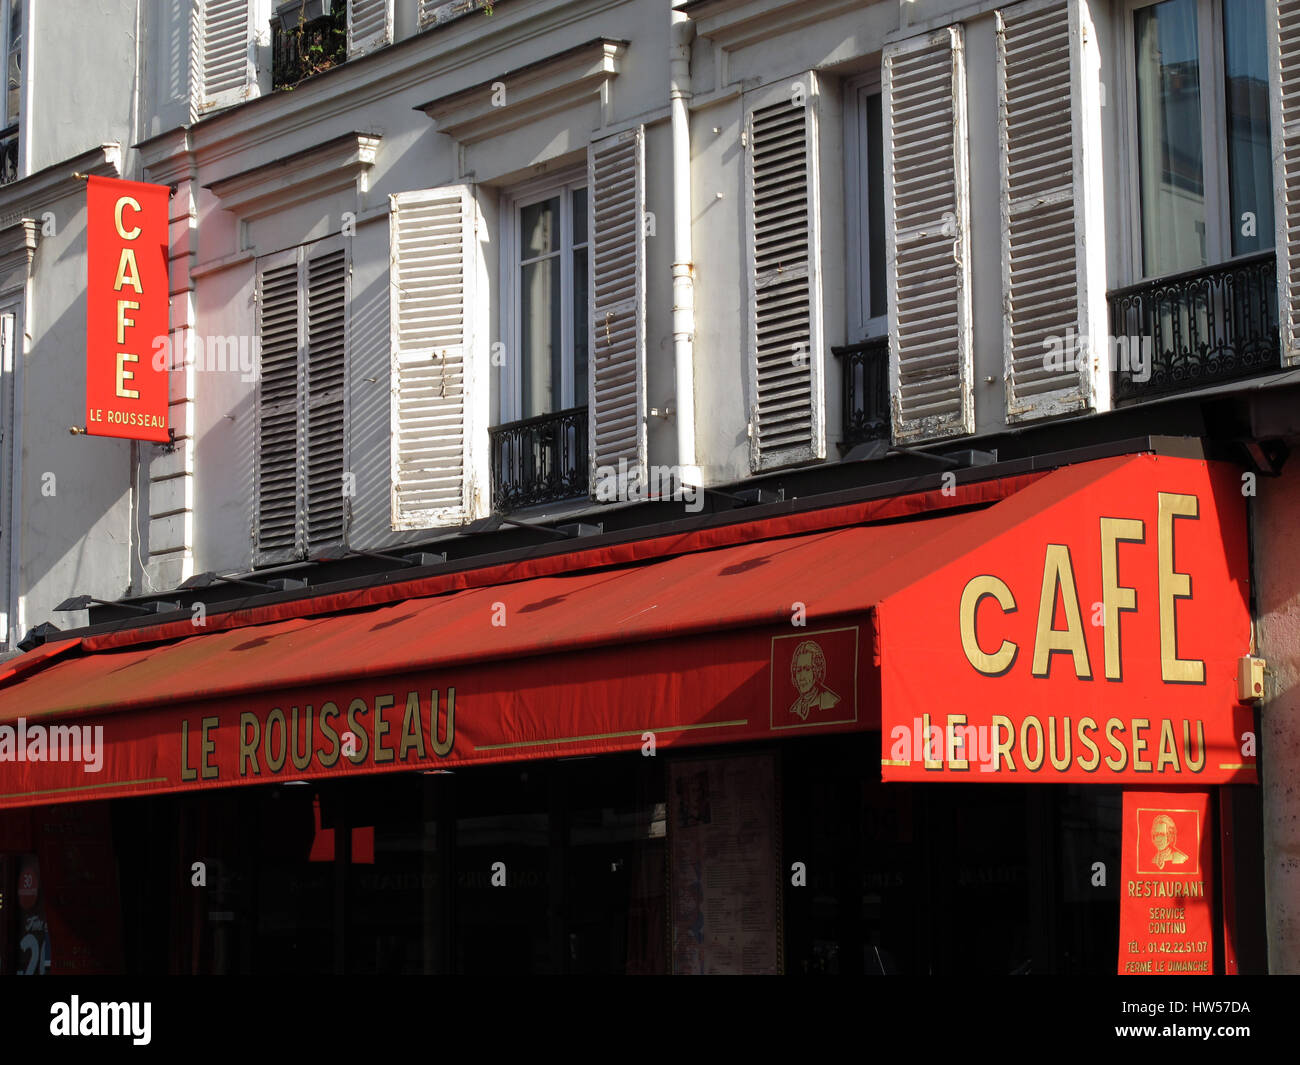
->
[998, 0, 1106, 420]
[304, 243, 349, 553]
[744, 73, 826, 470]
[1271, 0, 1300, 365]
[196, 0, 257, 114]
[347, 0, 392, 57]
[883, 27, 973, 442]
[255, 253, 302, 564]
[588, 127, 647, 494]
[390, 187, 485, 528]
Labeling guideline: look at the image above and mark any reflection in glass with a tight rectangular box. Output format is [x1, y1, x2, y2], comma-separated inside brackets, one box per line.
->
[573, 246, 588, 408]
[865, 91, 886, 321]
[1135, 0, 1206, 277]
[572, 188, 589, 408]
[520, 197, 561, 418]
[521, 257, 561, 419]
[5, 0, 19, 127]
[1224, 0, 1274, 256]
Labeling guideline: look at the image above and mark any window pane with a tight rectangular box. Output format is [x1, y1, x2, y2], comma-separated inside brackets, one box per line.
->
[1224, 0, 1273, 256]
[573, 245, 588, 408]
[5, 52, 16, 126]
[572, 187, 588, 247]
[521, 256, 561, 419]
[520, 197, 559, 259]
[865, 91, 886, 321]
[1135, 0, 1206, 277]
[6, 0, 19, 128]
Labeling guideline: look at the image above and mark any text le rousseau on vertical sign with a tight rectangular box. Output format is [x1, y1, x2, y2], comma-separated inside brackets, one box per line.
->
[85, 175, 169, 443]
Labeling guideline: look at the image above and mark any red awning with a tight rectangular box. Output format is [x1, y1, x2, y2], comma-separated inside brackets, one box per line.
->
[0, 454, 1256, 807]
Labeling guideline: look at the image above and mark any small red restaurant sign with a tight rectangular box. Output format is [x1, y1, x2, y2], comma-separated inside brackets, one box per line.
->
[85, 175, 169, 442]
[1118, 790, 1214, 974]
[879, 456, 1255, 784]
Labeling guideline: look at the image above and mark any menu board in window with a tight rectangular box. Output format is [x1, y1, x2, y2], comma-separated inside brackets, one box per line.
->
[668, 753, 781, 974]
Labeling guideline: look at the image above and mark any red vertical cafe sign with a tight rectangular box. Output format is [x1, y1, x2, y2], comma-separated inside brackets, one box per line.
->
[1118, 790, 1214, 974]
[85, 175, 169, 442]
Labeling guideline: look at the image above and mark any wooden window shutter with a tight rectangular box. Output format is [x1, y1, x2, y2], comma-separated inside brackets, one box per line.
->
[883, 27, 974, 442]
[390, 187, 486, 529]
[588, 126, 647, 494]
[254, 253, 302, 564]
[304, 243, 349, 553]
[1270, 0, 1300, 365]
[347, 0, 392, 58]
[196, 0, 257, 114]
[997, 0, 1107, 420]
[744, 72, 826, 471]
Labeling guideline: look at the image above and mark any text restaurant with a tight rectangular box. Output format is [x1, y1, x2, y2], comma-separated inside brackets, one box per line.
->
[0, 446, 1264, 974]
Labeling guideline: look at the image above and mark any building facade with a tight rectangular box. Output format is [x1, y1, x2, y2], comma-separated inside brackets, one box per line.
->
[0, 0, 1295, 973]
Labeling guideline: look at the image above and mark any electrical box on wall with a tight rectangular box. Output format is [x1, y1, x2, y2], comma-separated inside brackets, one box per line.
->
[1238, 655, 1266, 703]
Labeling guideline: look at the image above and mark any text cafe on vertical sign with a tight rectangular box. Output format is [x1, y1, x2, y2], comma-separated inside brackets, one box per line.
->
[85, 176, 169, 442]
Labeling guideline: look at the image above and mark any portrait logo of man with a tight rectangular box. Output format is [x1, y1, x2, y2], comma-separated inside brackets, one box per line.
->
[1135, 807, 1201, 876]
[788, 641, 840, 720]
[769, 626, 859, 731]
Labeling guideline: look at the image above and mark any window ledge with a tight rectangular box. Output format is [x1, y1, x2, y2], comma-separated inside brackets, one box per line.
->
[415, 37, 626, 144]
[0, 143, 121, 229]
[0, 217, 37, 296]
[681, 0, 873, 52]
[204, 131, 381, 222]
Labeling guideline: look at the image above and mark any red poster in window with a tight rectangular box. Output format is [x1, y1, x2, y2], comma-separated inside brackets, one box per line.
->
[85, 175, 170, 442]
[1118, 790, 1214, 974]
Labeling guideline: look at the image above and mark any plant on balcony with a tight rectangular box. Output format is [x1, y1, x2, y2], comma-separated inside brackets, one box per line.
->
[273, 1, 346, 91]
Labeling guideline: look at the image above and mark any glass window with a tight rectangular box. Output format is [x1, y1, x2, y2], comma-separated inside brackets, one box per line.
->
[4, 0, 19, 128]
[1132, 0, 1273, 277]
[1135, 0, 1206, 277]
[1224, 0, 1273, 257]
[511, 178, 589, 421]
[845, 76, 887, 340]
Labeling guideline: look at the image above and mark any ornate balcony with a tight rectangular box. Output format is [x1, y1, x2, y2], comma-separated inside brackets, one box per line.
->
[834, 337, 891, 449]
[489, 406, 588, 512]
[1108, 252, 1280, 403]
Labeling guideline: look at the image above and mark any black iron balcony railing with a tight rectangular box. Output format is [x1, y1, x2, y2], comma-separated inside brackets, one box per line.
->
[272, 2, 346, 91]
[834, 337, 891, 448]
[0, 124, 17, 186]
[489, 406, 589, 512]
[1108, 251, 1280, 403]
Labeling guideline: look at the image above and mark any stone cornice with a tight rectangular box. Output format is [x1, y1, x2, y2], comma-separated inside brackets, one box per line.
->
[415, 38, 625, 143]
[0, 217, 38, 296]
[137, 127, 196, 186]
[203, 132, 381, 222]
[680, 0, 879, 52]
[0, 144, 122, 226]
[163, 0, 629, 178]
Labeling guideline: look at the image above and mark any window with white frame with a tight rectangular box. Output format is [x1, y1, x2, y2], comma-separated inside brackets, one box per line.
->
[501, 173, 590, 423]
[844, 71, 887, 342]
[0, 0, 22, 184]
[1127, 0, 1272, 278]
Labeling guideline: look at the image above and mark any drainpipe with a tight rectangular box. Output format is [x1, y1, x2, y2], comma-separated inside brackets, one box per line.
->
[670, 9, 700, 487]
